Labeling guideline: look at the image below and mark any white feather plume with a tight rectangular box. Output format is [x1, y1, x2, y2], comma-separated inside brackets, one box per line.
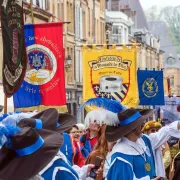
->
[1, 111, 38, 126]
[84, 109, 119, 129]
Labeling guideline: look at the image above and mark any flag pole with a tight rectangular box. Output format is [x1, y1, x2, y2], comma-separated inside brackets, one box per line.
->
[30, 0, 34, 24]
[4, 95, 7, 113]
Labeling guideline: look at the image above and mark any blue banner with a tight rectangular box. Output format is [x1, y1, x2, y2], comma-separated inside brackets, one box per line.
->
[137, 70, 165, 105]
[13, 23, 67, 112]
[13, 25, 41, 108]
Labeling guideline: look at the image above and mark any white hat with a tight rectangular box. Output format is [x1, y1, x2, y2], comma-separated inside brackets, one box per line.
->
[76, 123, 85, 131]
[84, 109, 119, 129]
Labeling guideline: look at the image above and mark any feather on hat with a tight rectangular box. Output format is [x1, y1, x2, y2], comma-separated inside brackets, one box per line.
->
[80, 98, 125, 113]
[84, 109, 119, 129]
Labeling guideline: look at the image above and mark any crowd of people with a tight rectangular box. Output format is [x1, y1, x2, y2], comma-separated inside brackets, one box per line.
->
[0, 100, 180, 180]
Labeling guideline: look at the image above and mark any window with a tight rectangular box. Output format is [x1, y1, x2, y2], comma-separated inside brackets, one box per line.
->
[36, 0, 40, 6]
[112, 26, 122, 44]
[70, 48, 73, 61]
[82, 10, 86, 38]
[96, 19, 98, 43]
[75, 7, 81, 39]
[100, 0, 104, 11]
[70, 3, 74, 32]
[124, 28, 128, 43]
[67, 2, 70, 31]
[100, 22, 102, 43]
[75, 50, 80, 83]
[57, 0, 60, 19]
[91, 9, 93, 37]
[31, 0, 49, 10]
[88, 8, 91, 37]
[67, 47, 70, 57]
[61, 2, 64, 21]
[113, 26, 119, 34]
[45, 0, 50, 10]
[170, 77, 175, 87]
[102, 22, 105, 43]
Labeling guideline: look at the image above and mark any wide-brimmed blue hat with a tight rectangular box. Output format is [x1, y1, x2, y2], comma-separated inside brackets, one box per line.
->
[105, 108, 154, 142]
[18, 108, 77, 134]
[0, 124, 63, 180]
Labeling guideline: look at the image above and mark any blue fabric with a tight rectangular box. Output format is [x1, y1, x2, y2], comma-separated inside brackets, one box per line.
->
[15, 136, 44, 157]
[107, 135, 156, 180]
[13, 24, 41, 108]
[120, 112, 141, 126]
[0, 113, 9, 122]
[35, 119, 43, 129]
[138, 70, 165, 105]
[80, 146, 90, 159]
[42, 158, 79, 180]
[60, 133, 75, 165]
[56, 123, 61, 127]
[107, 159, 134, 180]
[80, 135, 92, 158]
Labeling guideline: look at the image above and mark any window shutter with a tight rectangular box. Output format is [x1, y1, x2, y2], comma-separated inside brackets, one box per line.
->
[80, 8, 83, 40]
[75, 7, 78, 39]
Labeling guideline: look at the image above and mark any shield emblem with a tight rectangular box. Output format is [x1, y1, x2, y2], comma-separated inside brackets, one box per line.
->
[90, 55, 131, 102]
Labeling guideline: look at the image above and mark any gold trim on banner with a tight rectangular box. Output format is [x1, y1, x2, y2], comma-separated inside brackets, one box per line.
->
[15, 105, 68, 113]
[82, 43, 139, 108]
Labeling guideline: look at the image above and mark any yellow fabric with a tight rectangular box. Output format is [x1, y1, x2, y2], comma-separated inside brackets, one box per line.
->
[15, 105, 67, 113]
[142, 120, 162, 132]
[82, 44, 139, 108]
[163, 150, 171, 169]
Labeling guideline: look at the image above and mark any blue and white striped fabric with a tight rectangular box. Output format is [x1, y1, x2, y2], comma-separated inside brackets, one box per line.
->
[40, 156, 79, 180]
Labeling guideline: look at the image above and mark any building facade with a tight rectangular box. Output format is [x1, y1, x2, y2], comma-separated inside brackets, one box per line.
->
[106, 0, 163, 71]
[0, 0, 106, 116]
[164, 68, 180, 96]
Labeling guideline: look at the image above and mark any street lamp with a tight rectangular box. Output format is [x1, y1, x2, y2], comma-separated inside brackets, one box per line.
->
[65, 55, 72, 71]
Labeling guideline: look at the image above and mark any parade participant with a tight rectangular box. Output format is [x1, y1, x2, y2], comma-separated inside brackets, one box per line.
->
[18, 108, 98, 179]
[0, 121, 64, 180]
[86, 130, 116, 180]
[142, 120, 162, 134]
[81, 110, 102, 156]
[85, 110, 119, 180]
[67, 125, 85, 167]
[142, 120, 172, 177]
[79, 98, 125, 158]
[76, 123, 86, 136]
[105, 108, 180, 180]
[19, 109, 78, 165]
[168, 138, 180, 180]
[68, 125, 81, 142]
[169, 151, 180, 180]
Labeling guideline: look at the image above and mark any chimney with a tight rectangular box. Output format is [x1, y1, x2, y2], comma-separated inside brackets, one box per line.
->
[111, 0, 120, 11]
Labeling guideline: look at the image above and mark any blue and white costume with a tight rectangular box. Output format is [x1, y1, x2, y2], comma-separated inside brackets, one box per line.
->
[107, 135, 155, 180]
[38, 152, 93, 180]
[107, 121, 180, 179]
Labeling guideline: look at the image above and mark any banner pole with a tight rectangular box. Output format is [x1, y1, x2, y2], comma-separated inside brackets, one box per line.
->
[30, 0, 34, 24]
[4, 95, 7, 113]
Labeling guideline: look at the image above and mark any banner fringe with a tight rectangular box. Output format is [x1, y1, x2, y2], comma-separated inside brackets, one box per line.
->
[15, 105, 68, 113]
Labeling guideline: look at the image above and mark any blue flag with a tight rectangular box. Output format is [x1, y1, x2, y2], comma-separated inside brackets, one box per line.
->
[138, 70, 165, 105]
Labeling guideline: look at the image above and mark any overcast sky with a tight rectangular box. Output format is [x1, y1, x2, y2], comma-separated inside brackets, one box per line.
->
[140, 0, 180, 9]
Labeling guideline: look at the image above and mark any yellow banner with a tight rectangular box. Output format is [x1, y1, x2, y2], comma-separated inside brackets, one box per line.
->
[82, 45, 139, 108]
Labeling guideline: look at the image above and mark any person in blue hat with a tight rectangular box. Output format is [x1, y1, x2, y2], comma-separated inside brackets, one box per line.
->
[17, 108, 99, 180]
[105, 108, 180, 180]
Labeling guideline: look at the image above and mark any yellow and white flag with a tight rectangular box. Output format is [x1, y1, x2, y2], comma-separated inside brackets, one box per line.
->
[82, 44, 139, 108]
